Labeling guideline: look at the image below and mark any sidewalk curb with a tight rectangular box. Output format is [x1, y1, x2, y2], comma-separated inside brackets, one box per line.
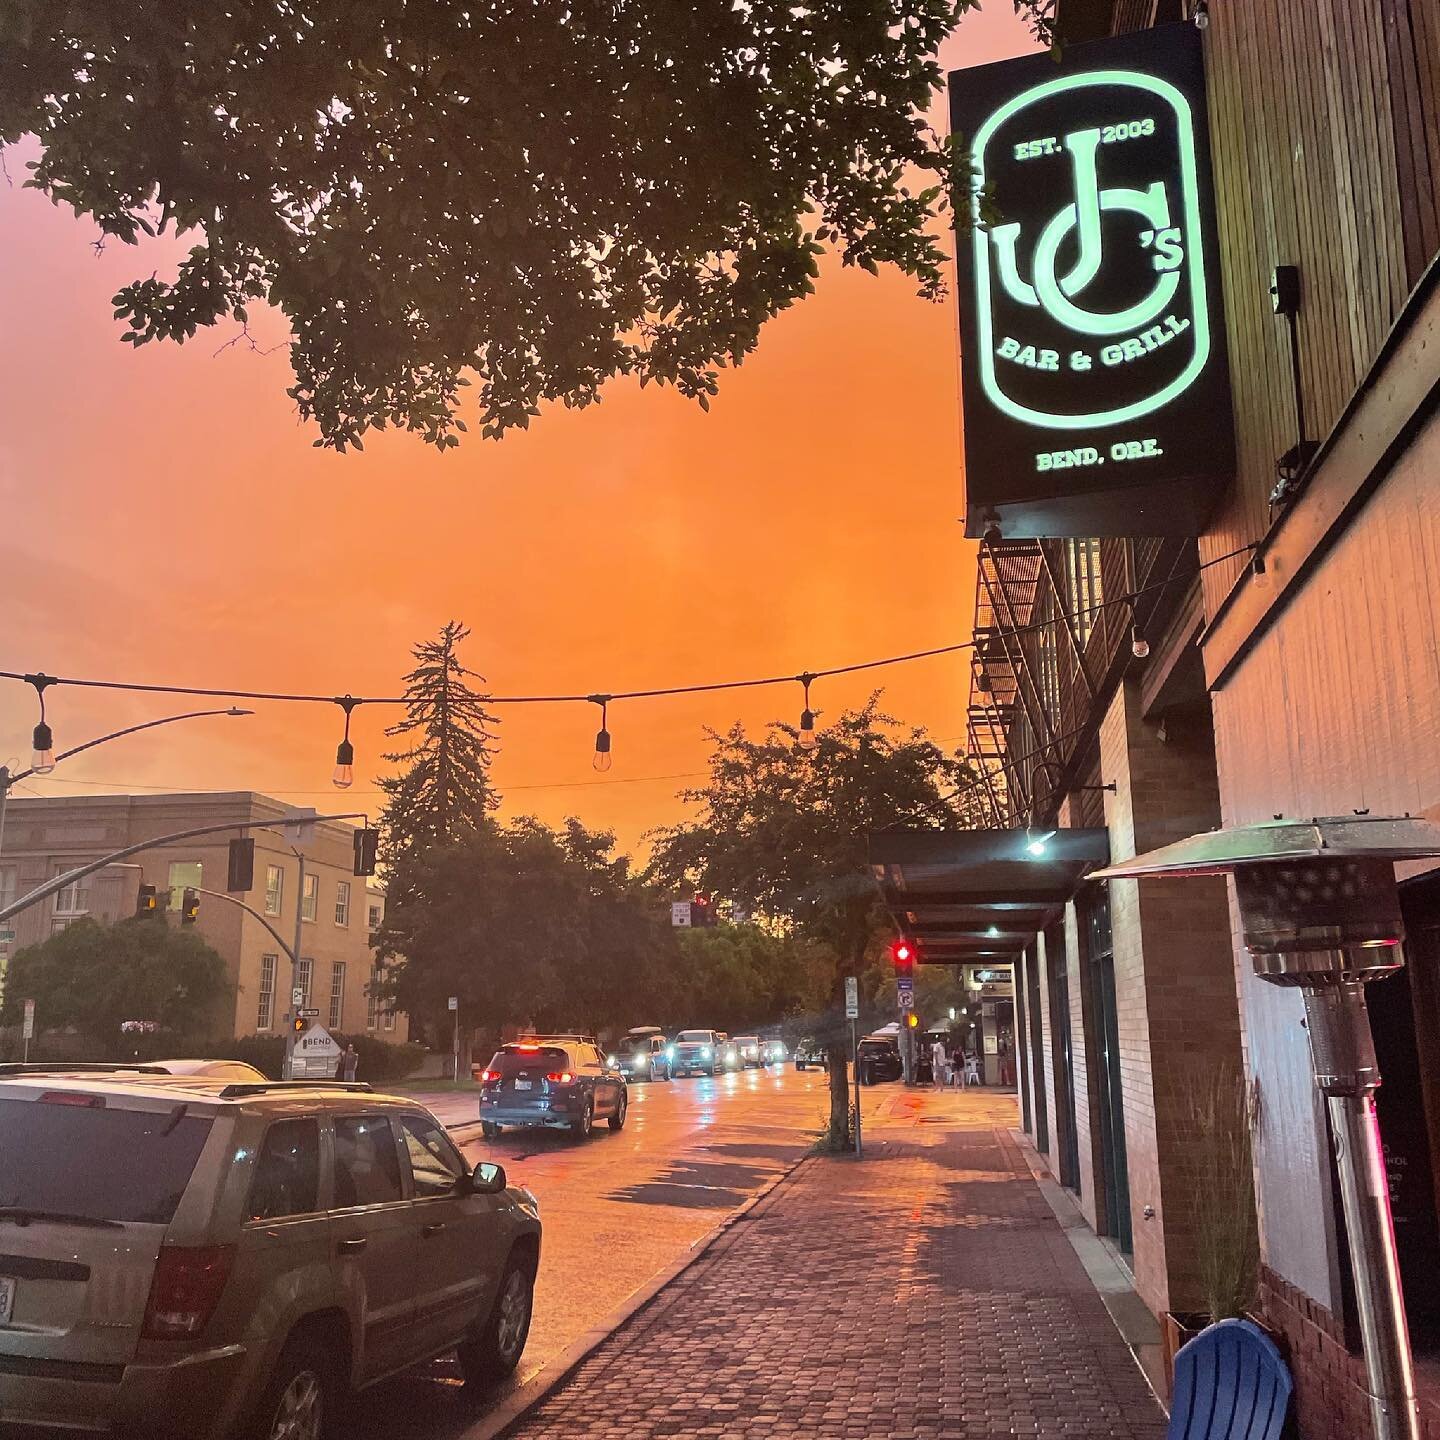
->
[459, 1151, 816, 1440]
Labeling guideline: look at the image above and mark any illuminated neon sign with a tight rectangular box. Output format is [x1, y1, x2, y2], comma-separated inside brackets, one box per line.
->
[951, 26, 1233, 538]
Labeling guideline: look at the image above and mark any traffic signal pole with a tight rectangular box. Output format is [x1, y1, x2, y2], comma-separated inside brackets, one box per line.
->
[283, 853, 306, 1081]
[0, 812, 372, 926]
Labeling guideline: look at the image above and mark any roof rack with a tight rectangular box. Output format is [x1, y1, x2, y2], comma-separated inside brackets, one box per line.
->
[218, 1080, 375, 1098]
[512, 1034, 596, 1045]
[0, 1062, 170, 1077]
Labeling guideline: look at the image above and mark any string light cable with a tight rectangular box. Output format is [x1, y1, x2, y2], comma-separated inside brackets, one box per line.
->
[0, 543, 1256, 774]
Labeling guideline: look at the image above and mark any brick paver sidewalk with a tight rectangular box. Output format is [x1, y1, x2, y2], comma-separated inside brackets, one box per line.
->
[504, 1089, 1167, 1439]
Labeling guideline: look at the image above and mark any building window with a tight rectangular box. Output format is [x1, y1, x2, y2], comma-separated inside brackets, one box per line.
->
[334, 881, 351, 928]
[329, 962, 346, 1030]
[367, 902, 382, 933]
[1064, 538, 1103, 647]
[0, 865, 16, 915]
[301, 873, 318, 923]
[52, 866, 90, 932]
[383, 1004, 396, 1033]
[167, 861, 202, 916]
[297, 957, 313, 1009]
[264, 865, 284, 917]
[257, 954, 277, 1031]
[366, 967, 379, 1031]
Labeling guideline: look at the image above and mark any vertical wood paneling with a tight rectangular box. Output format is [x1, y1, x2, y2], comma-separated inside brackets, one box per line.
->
[1197, 1, 1429, 617]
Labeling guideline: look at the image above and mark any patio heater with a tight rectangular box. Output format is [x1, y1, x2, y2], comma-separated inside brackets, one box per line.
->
[1096, 815, 1440, 1440]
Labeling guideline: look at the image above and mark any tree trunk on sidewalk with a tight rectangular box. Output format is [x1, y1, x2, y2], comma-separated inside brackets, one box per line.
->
[827, 1044, 851, 1151]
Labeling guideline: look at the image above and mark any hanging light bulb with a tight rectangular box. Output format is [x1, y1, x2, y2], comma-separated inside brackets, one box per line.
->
[332, 696, 359, 789]
[31, 720, 55, 775]
[28, 675, 55, 774]
[591, 696, 613, 773]
[333, 739, 355, 789]
[797, 673, 817, 752]
[1131, 626, 1151, 660]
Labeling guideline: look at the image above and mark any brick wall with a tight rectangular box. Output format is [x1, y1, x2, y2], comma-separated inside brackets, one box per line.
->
[1260, 1266, 1440, 1439]
[1100, 682, 1242, 1320]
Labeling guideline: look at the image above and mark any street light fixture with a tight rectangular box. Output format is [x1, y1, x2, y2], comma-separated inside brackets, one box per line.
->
[0, 706, 254, 857]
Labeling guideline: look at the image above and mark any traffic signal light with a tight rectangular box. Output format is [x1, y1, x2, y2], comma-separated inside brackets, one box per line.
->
[691, 893, 717, 927]
[890, 938, 916, 975]
[291, 1014, 309, 1035]
[353, 827, 380, 877]
[227, 837, 255, 892]
[135, 883, 159, 918]
[906, 1012, 920, 1029]
[180, 888, 200, 926]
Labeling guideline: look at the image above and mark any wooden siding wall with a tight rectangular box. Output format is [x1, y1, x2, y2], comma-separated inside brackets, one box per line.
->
[1191, 0, 1440, 615]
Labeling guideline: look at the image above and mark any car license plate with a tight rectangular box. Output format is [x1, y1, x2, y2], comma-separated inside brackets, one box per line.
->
[514, 1079, 532, 1091]
[0, 1275, 15, 1326]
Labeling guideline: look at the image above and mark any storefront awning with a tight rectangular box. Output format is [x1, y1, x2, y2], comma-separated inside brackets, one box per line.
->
[868, 827, 1111, 962]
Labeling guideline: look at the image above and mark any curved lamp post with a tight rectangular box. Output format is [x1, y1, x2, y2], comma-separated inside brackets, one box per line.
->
[0, 706, 253, 858]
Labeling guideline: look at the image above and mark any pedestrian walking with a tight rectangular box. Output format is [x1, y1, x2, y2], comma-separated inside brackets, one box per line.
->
[340, 1043, 359, 1083]
[950, 1042, 965, 1088]
[930, 1038, 948, 1091]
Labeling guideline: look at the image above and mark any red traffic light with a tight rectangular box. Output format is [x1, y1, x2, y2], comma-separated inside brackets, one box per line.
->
[890, 938, 915, 972]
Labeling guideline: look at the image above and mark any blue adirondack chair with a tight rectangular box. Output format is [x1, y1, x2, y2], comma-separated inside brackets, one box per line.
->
[1168, 1317, 1293, 1439]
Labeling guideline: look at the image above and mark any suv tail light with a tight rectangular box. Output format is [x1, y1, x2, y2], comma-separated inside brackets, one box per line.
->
[479, 1069, 500, 1085]
[545, 1071, 574, 1085]
[143, 1245, 235, 1339]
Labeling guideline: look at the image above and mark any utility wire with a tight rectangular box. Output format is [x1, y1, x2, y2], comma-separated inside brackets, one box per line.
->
[0, 544, 1255, 714]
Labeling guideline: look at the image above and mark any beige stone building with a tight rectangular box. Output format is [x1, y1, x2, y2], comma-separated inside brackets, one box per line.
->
[0, 792, 406, 1045]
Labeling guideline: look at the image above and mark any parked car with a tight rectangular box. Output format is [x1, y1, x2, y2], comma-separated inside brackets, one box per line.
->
[150, 1058, 271, 1082]
[610, 1028, 671, 1082]
[857, 1034, 904, 1085]
[0, 1066, 540, 1440]
[793, 1038, 829, 1071]
[478, 1037, 627, 1138]
[669, 1029, 724, 1076]
[732, 1036, 763, 1068]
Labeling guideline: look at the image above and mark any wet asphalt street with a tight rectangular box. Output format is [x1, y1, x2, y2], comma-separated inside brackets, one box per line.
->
[351, 1063, 853, 1438]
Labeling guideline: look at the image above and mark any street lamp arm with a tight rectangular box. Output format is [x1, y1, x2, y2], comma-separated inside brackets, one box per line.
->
[189, 886, 297, 966]
[5, 707, 254, 788]
[0, 811, 370, 925]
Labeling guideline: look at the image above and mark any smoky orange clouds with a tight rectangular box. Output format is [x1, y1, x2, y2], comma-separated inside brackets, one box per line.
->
[0, 7, 1038, 855]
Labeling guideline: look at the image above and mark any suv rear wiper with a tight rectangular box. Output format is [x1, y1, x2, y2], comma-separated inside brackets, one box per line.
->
[0, 1207, 123, 1230]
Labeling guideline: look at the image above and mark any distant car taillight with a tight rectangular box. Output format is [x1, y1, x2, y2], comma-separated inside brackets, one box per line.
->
[545, 1071, 575, 1085]
[142, 1245, 235, 1339]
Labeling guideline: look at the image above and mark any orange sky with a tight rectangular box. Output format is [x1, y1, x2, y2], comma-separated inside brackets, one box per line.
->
[0, 7, 1038, 856]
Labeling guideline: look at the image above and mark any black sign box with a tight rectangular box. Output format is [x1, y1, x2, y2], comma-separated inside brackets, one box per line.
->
[950, 24, 1234, 538]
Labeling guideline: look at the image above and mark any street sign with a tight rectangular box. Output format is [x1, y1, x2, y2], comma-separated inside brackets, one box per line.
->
[447, 995, 459, 1011]
[898, 988, 915, 1011]
[293, 1023, 342, 1077]
[21, 999, 34, 1040]
[670, 901, 692, 928]
[897, 976, 914, 998]
[299, 1007, 321, 1018]
[844, 977, 859, 1019]
[292, 986, 305, 1008]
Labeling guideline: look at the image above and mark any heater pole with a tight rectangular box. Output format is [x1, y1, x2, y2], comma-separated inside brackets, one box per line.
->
[1302, 980, 1419, 1440]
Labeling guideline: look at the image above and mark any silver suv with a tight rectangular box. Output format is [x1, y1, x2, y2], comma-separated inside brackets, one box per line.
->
[0, 1067, 541, 1440]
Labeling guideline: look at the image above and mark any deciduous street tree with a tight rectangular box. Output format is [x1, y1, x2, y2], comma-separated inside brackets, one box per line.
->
[0, 916, 230, 1057]
[648, 696, 978, 1149]
[0, 0, 1050, 450]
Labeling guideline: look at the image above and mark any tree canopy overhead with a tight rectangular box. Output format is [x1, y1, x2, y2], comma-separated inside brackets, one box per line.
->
[1, 0, 1050, 451]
